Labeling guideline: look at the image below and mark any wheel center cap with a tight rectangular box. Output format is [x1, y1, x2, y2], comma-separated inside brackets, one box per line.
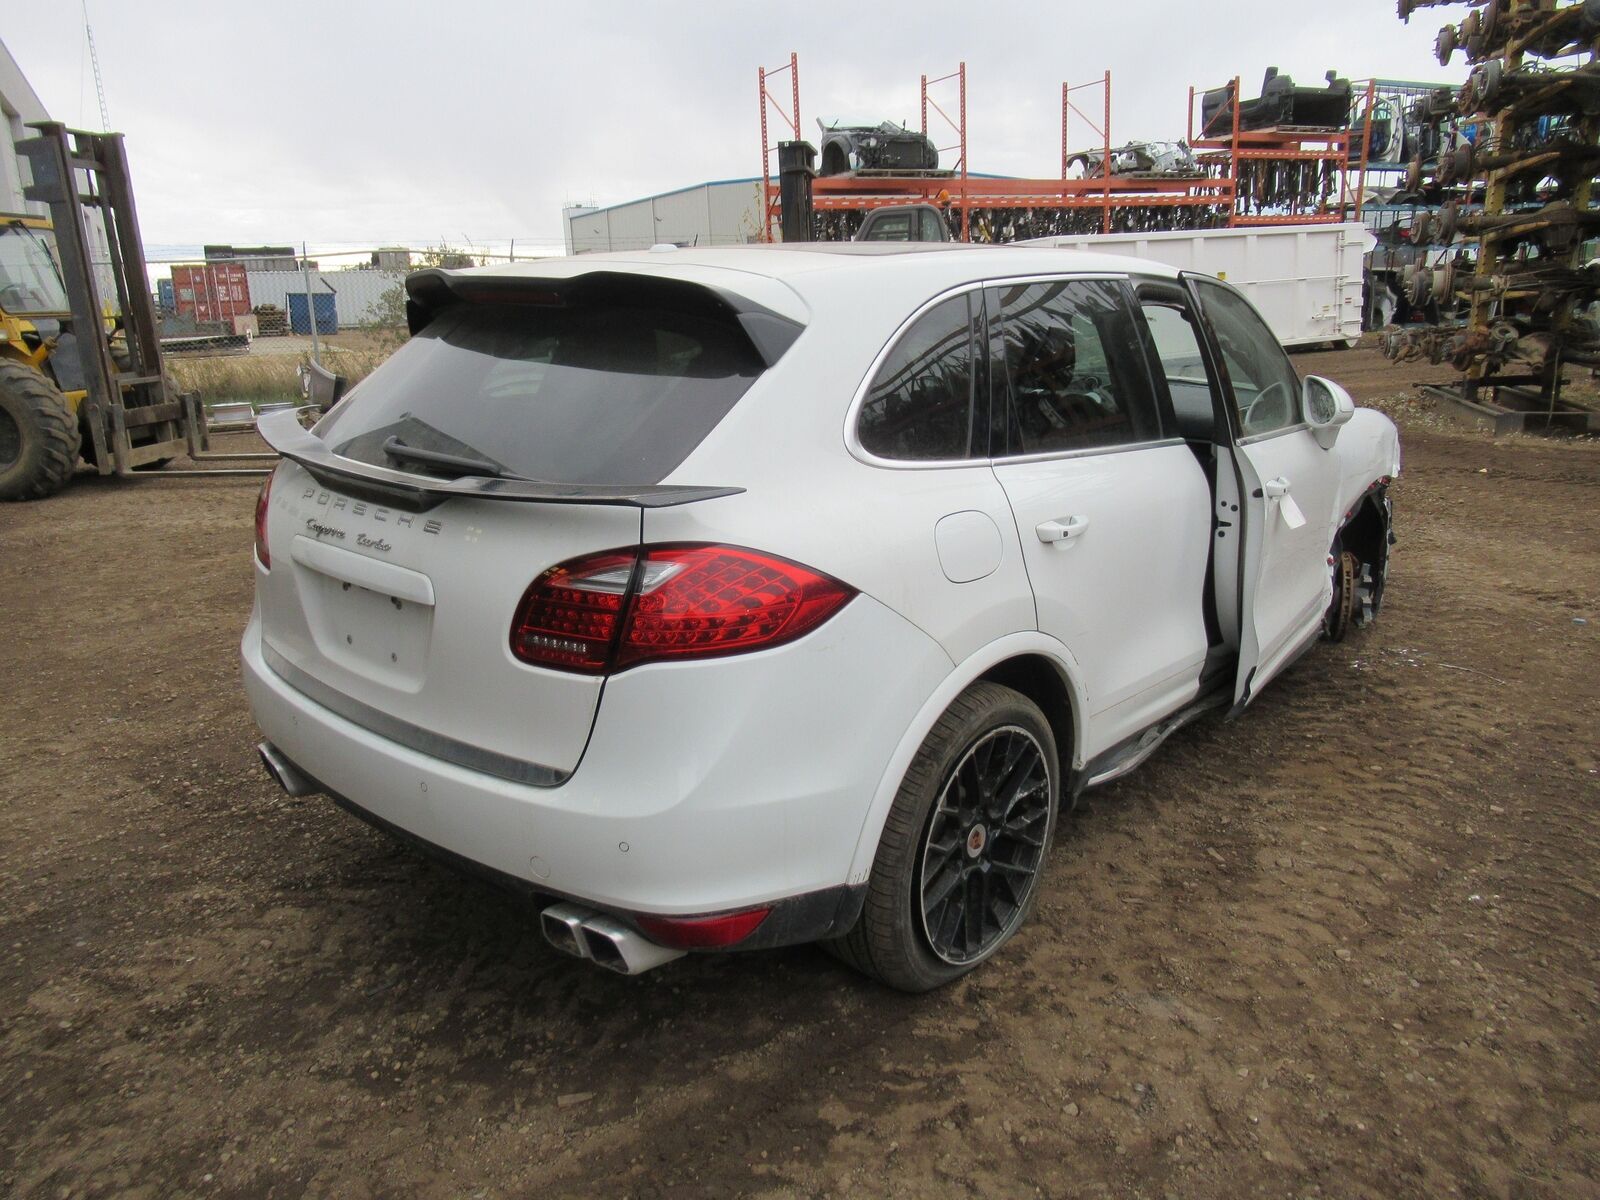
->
[966, 824, 988, 858]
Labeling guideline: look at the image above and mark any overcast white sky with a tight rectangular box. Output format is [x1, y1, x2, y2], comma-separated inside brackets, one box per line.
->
[5, 1, 1460, 256]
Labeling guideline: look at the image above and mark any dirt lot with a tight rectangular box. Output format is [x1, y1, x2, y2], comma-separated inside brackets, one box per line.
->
[2, 344, 1597, 1199]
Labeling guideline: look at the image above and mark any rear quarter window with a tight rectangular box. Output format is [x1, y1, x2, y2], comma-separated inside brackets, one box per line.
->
[857, 292, 982, 461]
[317, 300, 765, 485]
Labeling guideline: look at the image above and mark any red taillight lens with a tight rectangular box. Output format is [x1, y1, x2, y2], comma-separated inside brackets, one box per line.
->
[616, 545, 855, 668]
[510, 551, 638, 673]
[510, 544, 855, 673]
[635, 907, 770, 949]
[254, 468, 276, 569]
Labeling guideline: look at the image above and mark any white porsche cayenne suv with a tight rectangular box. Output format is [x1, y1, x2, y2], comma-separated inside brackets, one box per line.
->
[244, 244, 1398, 992]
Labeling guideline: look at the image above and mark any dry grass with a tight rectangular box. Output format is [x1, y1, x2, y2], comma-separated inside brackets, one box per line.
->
[167, 338, 398, 406]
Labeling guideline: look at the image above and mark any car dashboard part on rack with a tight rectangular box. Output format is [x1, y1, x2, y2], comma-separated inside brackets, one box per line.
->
[1202, 68, 1354, 137]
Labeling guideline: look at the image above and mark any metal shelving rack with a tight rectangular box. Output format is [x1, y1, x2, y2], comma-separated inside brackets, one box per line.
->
[760, 56, 1237, 242]
[1187, 77, 1364, 227]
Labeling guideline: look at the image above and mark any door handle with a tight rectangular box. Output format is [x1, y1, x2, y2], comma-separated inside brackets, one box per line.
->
[1262, 477, 1292, 498]
[1036, 515, 1089, 543]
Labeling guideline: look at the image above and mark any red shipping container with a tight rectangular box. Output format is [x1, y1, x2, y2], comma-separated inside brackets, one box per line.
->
[172, 262, 252, 325]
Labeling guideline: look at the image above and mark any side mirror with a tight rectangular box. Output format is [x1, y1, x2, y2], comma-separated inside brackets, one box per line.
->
[1302, 375, 1355, 449]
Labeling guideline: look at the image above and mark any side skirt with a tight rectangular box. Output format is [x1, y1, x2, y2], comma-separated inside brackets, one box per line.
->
[1066, 685, 1231, 799]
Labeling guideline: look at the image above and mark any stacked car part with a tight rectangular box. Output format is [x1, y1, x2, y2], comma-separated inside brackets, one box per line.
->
[1387, 0, 1600, 431]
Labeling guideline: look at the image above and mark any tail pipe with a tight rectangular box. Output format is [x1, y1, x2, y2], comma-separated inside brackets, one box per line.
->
[540, 902, 685, 976]
[257, 741, 317, 797]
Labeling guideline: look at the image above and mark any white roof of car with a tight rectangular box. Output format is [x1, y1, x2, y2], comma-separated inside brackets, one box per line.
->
[478, 243, 1179, 284]
[462, 244, 1181, 324]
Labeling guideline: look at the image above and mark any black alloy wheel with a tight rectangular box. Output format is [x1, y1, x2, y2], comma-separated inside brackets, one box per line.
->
[827, 681, 1058, 992]
[917, 725, 1052, 965]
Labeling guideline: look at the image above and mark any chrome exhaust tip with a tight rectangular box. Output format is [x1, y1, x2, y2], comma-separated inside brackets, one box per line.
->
[540, 903, 592, 960]
[257, 741, 316, 797]
[579, 914, 686, 975]
[539, 903, 685, 975]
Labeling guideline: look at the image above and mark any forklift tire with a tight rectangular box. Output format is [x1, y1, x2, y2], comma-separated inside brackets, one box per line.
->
[0, 361, 82, 501]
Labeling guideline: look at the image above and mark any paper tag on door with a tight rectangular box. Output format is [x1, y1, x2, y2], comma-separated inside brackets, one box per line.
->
[1278, 494, 1306, 531]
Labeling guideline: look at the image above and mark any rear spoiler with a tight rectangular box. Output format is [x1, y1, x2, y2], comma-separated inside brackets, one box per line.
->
[404, 269, 804, 369]
[257, 410, 744, 512]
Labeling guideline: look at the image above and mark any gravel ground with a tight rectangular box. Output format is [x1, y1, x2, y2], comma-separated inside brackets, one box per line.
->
[1, 344, 1596, 1198]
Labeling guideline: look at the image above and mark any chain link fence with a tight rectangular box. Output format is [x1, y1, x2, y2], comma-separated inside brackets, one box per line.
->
[146, 243, 532, 411]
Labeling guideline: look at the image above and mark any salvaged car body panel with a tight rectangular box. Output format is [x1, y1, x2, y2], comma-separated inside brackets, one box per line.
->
[1065, 140, 1200, 179]
[817, 119, 941, 176]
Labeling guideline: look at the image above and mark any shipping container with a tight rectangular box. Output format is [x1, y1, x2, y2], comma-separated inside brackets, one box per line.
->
[171, 262, 252, 327]
[1019, 223, 1375, 349]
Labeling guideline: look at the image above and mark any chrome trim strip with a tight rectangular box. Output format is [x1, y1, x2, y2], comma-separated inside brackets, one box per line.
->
[1236, 421, 1311, 446]
[261, 643, 570, 788]
[990, 436, 1188, 465]
[843, 272, 1133, 471]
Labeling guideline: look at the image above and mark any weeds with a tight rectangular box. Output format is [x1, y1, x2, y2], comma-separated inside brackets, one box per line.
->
[167, 336, 397, 407]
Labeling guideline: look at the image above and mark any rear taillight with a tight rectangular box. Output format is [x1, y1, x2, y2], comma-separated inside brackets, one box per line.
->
[635, 907, 770, 949]
[510, 544, 855, 674]
[509, 550, 638, 673]
[254, 468, 276, 569]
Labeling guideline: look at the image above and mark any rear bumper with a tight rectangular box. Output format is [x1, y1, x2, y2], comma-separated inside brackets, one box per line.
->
[264, 744, 866, 950]
[241, 593, 948, 941]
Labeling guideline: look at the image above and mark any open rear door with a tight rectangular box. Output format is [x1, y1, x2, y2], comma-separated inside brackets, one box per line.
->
[1182, 274, 1342, 710]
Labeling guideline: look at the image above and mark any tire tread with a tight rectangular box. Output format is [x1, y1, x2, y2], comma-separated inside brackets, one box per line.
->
[0, 361, 81, 502]
[831, 682, 1055, 992]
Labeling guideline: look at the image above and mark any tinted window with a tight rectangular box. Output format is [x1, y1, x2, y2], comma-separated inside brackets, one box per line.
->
[861, 212, 914, 241]
[859, 293, 980, 460]
[992, 279, 1159, 455]
[317, 301, 764, 485]
[1191, 280, 1300, 437]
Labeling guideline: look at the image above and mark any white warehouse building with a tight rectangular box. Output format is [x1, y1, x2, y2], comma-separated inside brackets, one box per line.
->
[1, 39, 49, 216]
[564, 179, 765, 254]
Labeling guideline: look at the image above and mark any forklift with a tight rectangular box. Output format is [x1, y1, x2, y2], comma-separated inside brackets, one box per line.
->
[0, 122, 261, 501]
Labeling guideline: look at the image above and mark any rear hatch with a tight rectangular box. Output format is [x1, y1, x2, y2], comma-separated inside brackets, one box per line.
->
[255, 267, 800, 784]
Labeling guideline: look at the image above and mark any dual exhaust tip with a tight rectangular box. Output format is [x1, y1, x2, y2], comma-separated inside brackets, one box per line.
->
[259, 743, 683, 977]
[540, 902, 685, 976]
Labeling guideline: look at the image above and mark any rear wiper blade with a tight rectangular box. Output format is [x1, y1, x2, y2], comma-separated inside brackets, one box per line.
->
[381, 436, 524, 480]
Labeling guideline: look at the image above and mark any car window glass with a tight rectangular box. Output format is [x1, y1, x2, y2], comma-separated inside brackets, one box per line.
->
[862, 213, 913, 242]
[992, 278, 1159, 455]
[859, 293, 979, 460]
[1192, 280, 1300, 437]
[920, 210, 946, 241]
[317, 300, 764, 485]
[1139, 303, 1215, 439]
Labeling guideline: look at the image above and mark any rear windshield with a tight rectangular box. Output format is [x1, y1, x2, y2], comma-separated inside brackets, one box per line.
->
[317, 300, 765, 485]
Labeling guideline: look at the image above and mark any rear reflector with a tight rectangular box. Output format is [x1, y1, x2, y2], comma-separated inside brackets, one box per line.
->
[510, 544, 855, 674]
[634, 907, 771, 949]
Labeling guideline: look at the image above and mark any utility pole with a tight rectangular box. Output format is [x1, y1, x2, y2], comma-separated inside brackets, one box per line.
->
[301, 242, 321, 365]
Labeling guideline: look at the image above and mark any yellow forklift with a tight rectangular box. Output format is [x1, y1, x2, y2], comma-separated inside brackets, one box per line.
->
[0, 122, 262, 501]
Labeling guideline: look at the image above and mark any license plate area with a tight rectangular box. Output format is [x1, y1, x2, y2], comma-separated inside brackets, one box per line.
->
[298, 567, 434, 691]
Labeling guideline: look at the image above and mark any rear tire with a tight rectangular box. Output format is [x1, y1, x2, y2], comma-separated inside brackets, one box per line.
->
[0, 361, 81, 501]
[830, 682, 1058, 992]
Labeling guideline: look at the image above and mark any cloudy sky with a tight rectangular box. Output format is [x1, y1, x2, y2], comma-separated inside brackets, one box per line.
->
[5, 1, 1459, 257]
